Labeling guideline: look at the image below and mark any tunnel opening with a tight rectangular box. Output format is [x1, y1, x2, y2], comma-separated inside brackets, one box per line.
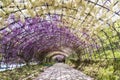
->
[0, 0, 120, 79]
[52, 54, 66, 63]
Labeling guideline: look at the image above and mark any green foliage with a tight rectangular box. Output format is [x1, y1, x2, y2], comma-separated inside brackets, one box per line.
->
[0, 54, 2, 60]
[65, 53, 80, 67]
[67, 42, 120, 80]
[77, 59, 120, 80]
[41, 62, 54, 67]
[0, 63, 51, 80]
[93, 50, 120, 59]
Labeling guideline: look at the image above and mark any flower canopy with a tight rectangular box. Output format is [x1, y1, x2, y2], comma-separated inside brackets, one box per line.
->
[0, 0, 120, 63]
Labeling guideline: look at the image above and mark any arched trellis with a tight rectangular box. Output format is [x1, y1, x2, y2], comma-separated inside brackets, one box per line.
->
[0, 1, 120, 79]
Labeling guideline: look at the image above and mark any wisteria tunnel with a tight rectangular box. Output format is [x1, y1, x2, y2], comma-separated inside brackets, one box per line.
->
[0, 0, 120, 80]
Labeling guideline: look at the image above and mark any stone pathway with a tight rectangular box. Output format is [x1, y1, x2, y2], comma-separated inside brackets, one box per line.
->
[34, 63, 93, 80]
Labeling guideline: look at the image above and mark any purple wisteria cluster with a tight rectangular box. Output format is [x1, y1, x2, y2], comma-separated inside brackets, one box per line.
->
[0, 14, 83, 63]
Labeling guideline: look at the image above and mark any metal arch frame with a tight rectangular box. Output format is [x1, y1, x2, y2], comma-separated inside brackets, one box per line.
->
[0, 28, 83, 56]
[16, 33, 82, 53]
[0, 0, 119, 31]
[0, 2, 119, 44]
[0, 15, 96, 50]
[46, 51, 69, 58]
[11, 27, 81, 49]
[0, 0, 119, 63]
[0, 13, 80, 44]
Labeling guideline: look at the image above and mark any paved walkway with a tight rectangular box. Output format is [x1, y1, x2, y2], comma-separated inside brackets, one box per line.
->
[34, 63, 93, 80]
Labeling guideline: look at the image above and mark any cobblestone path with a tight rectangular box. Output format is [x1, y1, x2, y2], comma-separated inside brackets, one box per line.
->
[34, 63, 93, 80]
